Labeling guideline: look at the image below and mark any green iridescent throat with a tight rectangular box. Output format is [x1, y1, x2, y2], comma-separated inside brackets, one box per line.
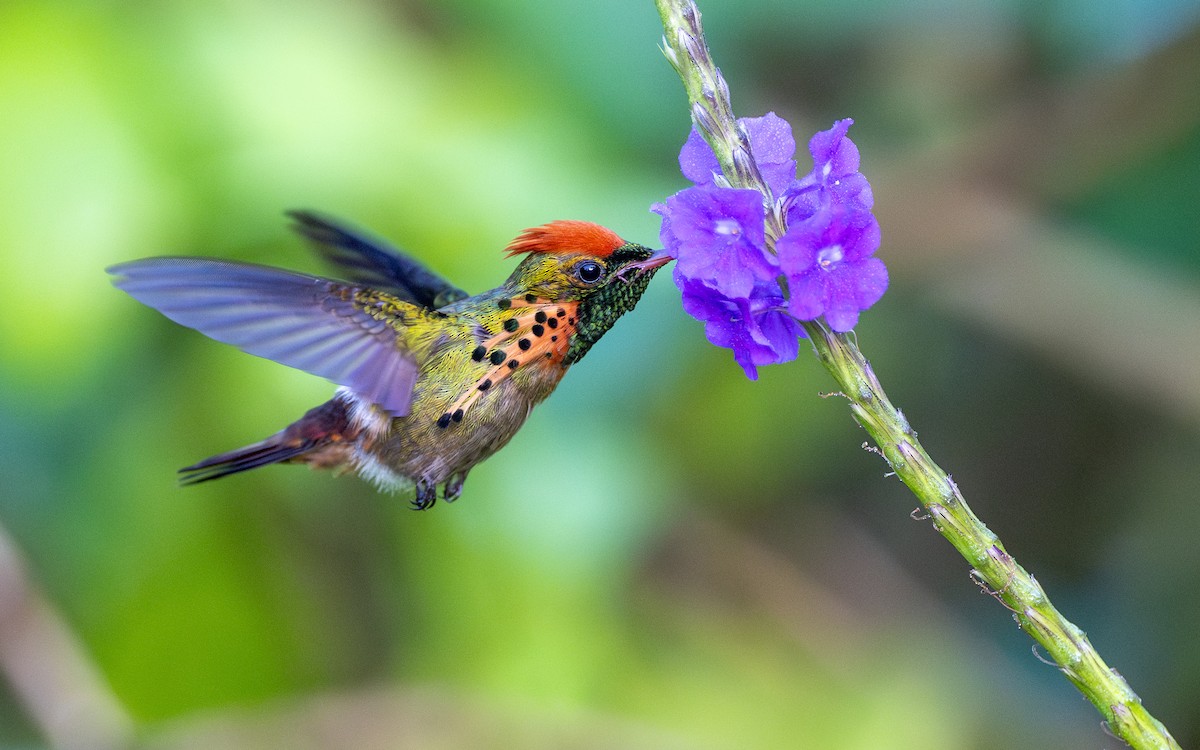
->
[563, 244, 657, 366]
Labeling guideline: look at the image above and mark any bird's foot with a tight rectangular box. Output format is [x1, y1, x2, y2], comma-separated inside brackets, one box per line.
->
[411, 480, 437, 511]
[443, 472, 468, 503]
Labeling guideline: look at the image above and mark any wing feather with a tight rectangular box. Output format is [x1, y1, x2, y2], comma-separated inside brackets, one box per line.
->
[108, 257, 421, 416]
[287, 210, 468, 308]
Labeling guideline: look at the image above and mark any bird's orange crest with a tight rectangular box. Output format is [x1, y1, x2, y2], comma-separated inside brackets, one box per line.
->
[504, 221, 625, 258]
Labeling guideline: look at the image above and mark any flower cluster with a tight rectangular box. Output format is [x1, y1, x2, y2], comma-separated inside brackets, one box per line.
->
[655, 113, 887, 378]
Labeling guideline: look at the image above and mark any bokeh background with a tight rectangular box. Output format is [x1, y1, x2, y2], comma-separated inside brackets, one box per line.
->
[2, 0, 1199, 747]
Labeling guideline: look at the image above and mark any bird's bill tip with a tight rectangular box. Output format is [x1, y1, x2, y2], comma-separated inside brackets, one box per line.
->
[617, 251, 673, 281]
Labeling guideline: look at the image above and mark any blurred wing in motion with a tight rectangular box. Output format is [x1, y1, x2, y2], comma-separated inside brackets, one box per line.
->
[288, 210, 469, 309]
[108, 257, 421, 416]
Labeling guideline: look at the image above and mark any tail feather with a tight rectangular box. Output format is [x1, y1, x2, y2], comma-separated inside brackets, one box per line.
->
[179, 440, 315, 485]
[179, 398, 356, 485]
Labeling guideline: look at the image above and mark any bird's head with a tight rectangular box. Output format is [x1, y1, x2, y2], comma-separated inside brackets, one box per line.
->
[502, 221, 670, 364]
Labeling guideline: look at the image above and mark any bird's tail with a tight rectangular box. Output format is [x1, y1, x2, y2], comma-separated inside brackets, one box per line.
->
[179, 398, 356, 485]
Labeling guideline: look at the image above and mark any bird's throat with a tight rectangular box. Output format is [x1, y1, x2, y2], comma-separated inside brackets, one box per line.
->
[564, 263, 660, 365]
[437, 297, 579, 428]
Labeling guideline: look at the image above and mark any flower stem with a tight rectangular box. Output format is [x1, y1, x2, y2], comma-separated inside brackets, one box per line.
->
[654, 1, 1181, 747]
[802, 322, 1178, 748]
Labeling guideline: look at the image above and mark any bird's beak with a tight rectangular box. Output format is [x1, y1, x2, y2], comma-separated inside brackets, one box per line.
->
[618, 250, 673, 281]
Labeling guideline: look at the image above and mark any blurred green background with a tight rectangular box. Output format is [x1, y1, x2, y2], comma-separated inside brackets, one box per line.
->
[2, 0, 1199, 747]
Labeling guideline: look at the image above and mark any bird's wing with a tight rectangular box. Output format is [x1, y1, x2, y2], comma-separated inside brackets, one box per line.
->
[108, 257, 423, 417]
[287, 210, 469, 309]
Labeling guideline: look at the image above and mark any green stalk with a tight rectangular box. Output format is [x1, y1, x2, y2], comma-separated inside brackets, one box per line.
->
[654, 1, 1180, 747]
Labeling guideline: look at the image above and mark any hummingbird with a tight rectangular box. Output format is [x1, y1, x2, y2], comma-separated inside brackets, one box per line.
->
[108, 211, 667, 509]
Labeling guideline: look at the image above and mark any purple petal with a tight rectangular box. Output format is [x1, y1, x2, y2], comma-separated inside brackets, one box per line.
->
[676, 276, 799, 380]
[789, 119, 874, 214]
[821, 261, 859, 314]
[705, 244, 759, 299]
[756, 308, 802, 362]
[678, 112, 798, 196]
[785, 270, 825, 321]
[742, 112, 797, 196]
[659, 185, 776, 299]
[840, 210, 881, 262]
[663, 186, 766, 249]
[679, 280, 725, 322]
[853, 257, 889, 308]
[730, 344, 762, 380]
[782, 182, 823, 225]
[817, 256, 887, 331]
[679, 128, 721, 186]
[777, 203, 887, 329]
[831, 171, 874, 210]
[808, 118, 859, 178]
[776, 220, 821, 277]
[824, 306, 861, 332]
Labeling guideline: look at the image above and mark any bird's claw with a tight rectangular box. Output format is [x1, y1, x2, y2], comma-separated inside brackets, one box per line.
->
[411, 480, 437, 511]
[443, 472, 467, 503]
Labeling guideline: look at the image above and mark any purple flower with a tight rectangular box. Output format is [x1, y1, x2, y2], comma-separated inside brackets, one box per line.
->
[655, 185, 777, 299]
[786, 118, 873, 223]
[777, 205, 887, 332]
[677, 274, 801, 379]
[655, 113, 888, 377]
[680, 112, 797, 198]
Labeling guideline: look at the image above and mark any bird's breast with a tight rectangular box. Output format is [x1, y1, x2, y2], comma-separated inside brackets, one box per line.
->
[436, 298, 580, 427]
[353, 298, 581, 486]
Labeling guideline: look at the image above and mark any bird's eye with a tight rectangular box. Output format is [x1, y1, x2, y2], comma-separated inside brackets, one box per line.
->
[575, 260, 605, 284]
